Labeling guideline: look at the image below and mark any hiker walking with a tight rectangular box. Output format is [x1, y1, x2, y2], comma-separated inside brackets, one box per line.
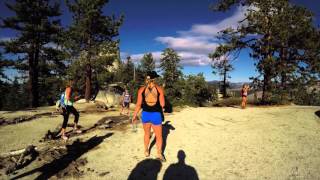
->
[59, 79, 82, 140]
[132, 71, 166, 161]
[120, 89, 131, 116]
[241, 84, 250, 109]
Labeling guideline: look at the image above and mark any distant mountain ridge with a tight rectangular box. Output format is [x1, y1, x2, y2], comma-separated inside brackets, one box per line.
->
[207, 81, 250, 89]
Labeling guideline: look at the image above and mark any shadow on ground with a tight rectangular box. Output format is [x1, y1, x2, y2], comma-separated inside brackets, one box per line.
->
[149, 121, 175, 159]
[163, 150, 199, 180]
[11, 133, 113, 180]
[43, 115, 128, 141]
[315, 110, 320, 118]
[127, 158, 162, 180]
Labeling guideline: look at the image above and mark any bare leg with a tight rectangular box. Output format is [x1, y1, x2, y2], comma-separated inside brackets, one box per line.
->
[143, 123, 152, 157]
[244, 97, 247, 108]
[61, 128, 66, 136]
[241, 97, 245, 109]
[120, 105, 124, 115]
[151, 124, 163, 159]
[126, 107, 130, 116]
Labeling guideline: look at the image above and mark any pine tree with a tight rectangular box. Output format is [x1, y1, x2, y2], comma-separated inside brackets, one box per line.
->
[65, 0, 123, 102]
[122, 56, 135, 85]
[183, 74, 213, 106]
[1, 0, 63, 107]
[160, 48, 183, 101]
[209, 53, 234, 98]
[212, 0, 320, 104]
[140, 53, 155, 73]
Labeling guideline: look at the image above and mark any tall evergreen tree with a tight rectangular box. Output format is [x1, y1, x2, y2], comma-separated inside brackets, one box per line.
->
[122, 56, 135, 85]
[0, 53, 11, 109]
[209, 54, 234, 98]
[65, 0, 123, 102]
[140, 53, 155, 73]
[212, 0, 320, 103]
[0, 0, 62, 107]
[160, 48, 183, 101]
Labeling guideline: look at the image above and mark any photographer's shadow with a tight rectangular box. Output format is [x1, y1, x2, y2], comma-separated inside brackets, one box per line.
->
[149, 121, 175, 158]
[163, 150, 199, 180]
[127, 158, 162, 180]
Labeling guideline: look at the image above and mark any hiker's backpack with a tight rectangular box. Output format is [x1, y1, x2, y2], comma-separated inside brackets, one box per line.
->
[144, 87, 159, 107]
[60, 92, 66, 108]
[55, 92, 66, 111]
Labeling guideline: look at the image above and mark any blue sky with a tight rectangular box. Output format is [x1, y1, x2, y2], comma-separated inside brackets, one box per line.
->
[1, 0, 320, 82]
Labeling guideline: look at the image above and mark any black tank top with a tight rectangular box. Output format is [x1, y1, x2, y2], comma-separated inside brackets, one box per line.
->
[141, 86, 162, 112]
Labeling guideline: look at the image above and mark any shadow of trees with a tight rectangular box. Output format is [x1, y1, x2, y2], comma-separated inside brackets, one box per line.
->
[11, 133, 113, 180]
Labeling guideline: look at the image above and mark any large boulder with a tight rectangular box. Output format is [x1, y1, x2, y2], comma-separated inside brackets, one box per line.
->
[95, 90, 122, 108]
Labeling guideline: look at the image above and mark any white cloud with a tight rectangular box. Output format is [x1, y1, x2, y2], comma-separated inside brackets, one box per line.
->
[178, 6, 248, 37]
[121, 51, 163, 64]
[152, 6, 247, 66]
[155, 36, 218, 54]
[124, 6, 248, 67]
[0, 38, 63, 50]
[43, 42, 62, 50]
[131, 51, 162, 63]
[121, 51, 211, 67]
[177, 51, 212, 66]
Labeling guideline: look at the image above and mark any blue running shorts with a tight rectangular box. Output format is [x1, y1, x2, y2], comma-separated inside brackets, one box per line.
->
[141, 111, 162, 125]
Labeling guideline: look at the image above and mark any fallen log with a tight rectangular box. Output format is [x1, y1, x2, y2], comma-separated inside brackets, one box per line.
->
[0, 145, 66, 158]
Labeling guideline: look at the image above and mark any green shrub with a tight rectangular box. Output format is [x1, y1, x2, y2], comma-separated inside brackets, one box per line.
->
[293, 88, 320, 106]
[212, 97, 242, 107]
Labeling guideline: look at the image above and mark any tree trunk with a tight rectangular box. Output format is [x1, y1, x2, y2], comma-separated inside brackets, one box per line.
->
[85, 63, 92, 102]
[223, 66, 227, 98]
[28, 47, 39, 108]
[280, 47, 288, 102]
[262, 74, 267, 104]
[262, 68, 271, 104]
[262, 16, 272, 104]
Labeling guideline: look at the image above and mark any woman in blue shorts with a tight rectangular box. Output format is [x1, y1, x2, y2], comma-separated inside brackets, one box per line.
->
[132, 71, 165, 161]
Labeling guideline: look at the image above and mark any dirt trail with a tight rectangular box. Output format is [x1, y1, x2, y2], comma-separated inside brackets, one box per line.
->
[1, 105, 320, 179]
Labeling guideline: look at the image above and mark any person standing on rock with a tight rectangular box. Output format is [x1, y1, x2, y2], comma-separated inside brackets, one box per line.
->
[59, 79, 82, 140]
[132, 71, 166, 161]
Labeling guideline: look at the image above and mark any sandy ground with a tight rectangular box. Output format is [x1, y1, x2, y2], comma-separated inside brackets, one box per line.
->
[1, 105, 320, 179]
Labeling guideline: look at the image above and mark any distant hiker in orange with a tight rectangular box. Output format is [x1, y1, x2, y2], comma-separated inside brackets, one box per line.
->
[59, 79, 82, 140]
[132, 71, 166, 161]
[241, 84, 250, 109]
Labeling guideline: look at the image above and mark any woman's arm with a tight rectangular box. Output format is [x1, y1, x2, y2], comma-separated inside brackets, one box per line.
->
[132, 87, 144, 122]
[157, 85, 165, 109]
